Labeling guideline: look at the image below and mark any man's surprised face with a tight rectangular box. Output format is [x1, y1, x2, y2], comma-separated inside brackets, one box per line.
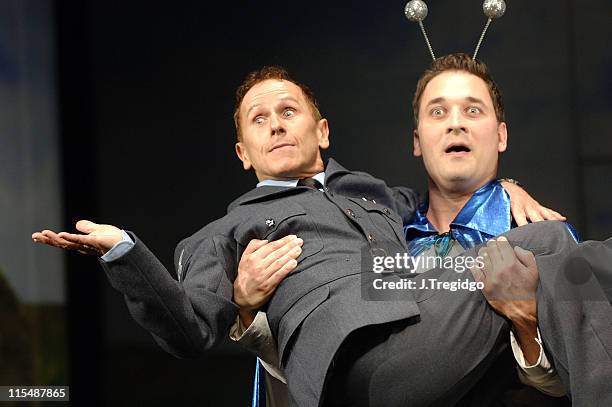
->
[414, 71, 507, 192]
[235, 79, 329, 181]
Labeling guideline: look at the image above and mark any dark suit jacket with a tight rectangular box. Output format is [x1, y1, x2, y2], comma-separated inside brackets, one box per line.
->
[101, 158, 421, 405]
[101, 157, 612, 405]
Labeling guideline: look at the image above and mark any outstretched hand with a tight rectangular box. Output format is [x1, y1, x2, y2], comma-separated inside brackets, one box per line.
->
[32, 220, 123, 256]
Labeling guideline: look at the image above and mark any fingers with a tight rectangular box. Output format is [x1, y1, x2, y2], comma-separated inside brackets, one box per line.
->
[75, 220, 99, 234]
[514, 246, 537, 271]
[57, 231, 100, 248]
[478, 247, 493, 274]
[475, 246, 493, 287]
[470, 255, 486, 284]
[243, 239, 270, 256]
[40, 230, 72, 248]
[259, 237, 302, 269]
[541, 207, 566, 221]
[511, 202, 566, 225]
[495, 236, 514, 262]
[262, 241, 303, 275]
[511, 203, 528, 226]
[525, 206, 544, 223]
[254, 235, 299, 259]
[266, 258, 298, 287]
[33, 230, 97, 255]
[32, 231, 47, 243]
[485, 239, 503, 266]
[550, 209, 566, 221]
[32, 231, 56, 247]
[237, 235, 302, 283]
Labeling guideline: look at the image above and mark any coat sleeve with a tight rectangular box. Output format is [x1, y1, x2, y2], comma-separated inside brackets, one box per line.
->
[389, 185, 421, 225]
[100, 231, 240, 358]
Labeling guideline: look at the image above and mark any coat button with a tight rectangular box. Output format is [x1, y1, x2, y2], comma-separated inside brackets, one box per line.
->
[265, 218, 275, 228]
[367, 233, 375, 242]
[383, 208, 391, 215]
[346, 208, 355, 217]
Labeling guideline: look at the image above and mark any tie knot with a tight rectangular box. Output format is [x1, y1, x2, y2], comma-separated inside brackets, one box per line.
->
[297, 177, 323, 190]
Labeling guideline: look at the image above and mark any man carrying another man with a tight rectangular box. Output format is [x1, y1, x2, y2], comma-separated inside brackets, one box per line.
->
[233, 53, 577, 405]
[33, 57, 611, 406]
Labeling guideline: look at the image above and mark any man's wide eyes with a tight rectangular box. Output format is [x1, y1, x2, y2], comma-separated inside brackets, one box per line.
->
[430, 108, 444, 117]
[467, 106, 481, 114]
[253, 109, 295, 124]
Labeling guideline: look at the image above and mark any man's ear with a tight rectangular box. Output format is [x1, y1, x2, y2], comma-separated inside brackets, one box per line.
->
[497, 122, 508, 153]
[317, 118, 330, 150]
[413, 129, 422, 157]
[235, 142, 252, 170]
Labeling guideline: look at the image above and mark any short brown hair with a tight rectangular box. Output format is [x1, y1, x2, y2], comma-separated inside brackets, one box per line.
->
[233, 66, 322, 141]
[412, 53, 505, 127]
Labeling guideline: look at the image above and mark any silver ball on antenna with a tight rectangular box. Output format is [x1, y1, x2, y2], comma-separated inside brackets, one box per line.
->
[483, 0, 506, 19]
[404, 0, 428, 22]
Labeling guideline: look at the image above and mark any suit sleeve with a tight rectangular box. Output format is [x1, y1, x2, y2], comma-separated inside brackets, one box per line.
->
[389, 186, 421, 225]
[100, 232, 239, 358]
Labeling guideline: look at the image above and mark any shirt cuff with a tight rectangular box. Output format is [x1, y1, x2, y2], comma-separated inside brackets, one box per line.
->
[229, 311, 287, 384]
[229, 310, 268, 342]
[510, 327, 548, 369]
[510, 328, 566, 397]
[100, 230, 134, 262]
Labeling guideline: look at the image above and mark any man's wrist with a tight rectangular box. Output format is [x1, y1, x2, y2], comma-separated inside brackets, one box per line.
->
[100, 230, 134, 262]
[510, 312, 537, 328]
[510, 311, 538, 343]
[505, 299, 537, 326]
[511, 313, 540, 365]
[238, 308, 257, 329]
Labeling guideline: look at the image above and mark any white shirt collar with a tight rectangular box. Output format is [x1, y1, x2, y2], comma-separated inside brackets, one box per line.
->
[256, 172, 326, 188]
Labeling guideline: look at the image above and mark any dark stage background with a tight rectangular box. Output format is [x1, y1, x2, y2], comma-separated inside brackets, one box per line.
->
[21, 0, 612, 405]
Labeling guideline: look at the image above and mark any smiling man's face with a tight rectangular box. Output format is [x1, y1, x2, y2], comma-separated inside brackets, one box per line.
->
[413, 70, 507, 193]
[235, 79, 329, 181]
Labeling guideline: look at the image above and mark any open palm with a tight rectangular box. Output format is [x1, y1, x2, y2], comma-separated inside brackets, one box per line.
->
[32, 220, 123, 256]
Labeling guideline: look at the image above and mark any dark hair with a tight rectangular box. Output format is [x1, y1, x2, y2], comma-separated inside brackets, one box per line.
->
[412, 53, 504, 127]
[234, 66, 322, 141]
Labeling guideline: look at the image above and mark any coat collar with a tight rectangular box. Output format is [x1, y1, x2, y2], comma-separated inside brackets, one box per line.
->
[227, 158, 350, 212]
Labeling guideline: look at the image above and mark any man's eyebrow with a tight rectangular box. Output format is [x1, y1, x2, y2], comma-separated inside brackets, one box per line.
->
[425, 97, 445, 106]
[245, 96, 300, 117]
[246, 103, 261, 118]
[278, 96, 300, 105]
[465, 96, 486, 105]
[425, 96, 487, 106]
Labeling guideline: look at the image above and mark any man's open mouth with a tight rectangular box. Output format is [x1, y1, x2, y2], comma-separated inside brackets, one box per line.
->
[445, 145, 471, 153]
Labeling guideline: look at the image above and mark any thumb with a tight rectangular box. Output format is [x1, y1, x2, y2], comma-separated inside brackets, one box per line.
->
[514, 246, 537, 270]
[75, 220, 98, 234]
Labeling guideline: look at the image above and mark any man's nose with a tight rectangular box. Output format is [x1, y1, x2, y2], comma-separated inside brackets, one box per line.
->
[270, 113, 286, 136]
[446, 109, 467, 134]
